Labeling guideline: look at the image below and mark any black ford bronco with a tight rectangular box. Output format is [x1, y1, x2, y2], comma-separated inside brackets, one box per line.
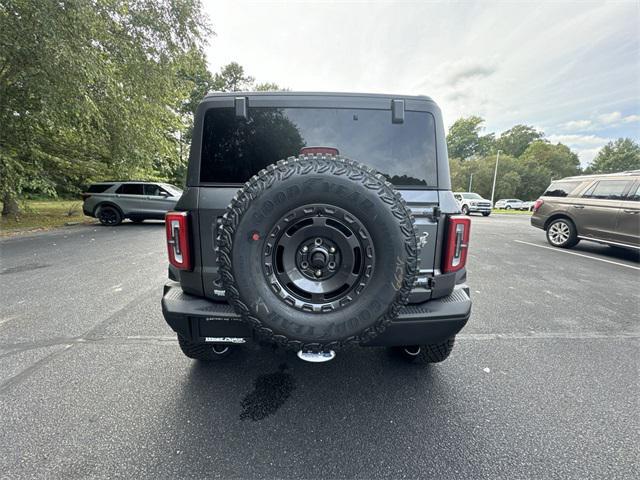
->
[161, 92, 471, 364]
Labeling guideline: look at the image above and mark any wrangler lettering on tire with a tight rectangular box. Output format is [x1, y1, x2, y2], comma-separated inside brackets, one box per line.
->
[217, 155, 419, 352]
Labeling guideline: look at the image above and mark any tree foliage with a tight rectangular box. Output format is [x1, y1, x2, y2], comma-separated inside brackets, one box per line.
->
[446, 116, 495, 160]
[585, 138, 640, 174]
[0, 1, 287, 216]
[212, 62, 254, 92]
[0, 0, 211, 214]
[448, 122, 581, 200]
[496, 125, 544, 158]
[255, 82, 287, 92]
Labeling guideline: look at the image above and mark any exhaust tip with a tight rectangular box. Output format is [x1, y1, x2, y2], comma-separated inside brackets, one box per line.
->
[297, 350, 336, 363]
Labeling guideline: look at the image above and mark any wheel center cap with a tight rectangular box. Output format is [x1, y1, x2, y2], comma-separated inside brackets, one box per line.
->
[310, 249, 328, 268]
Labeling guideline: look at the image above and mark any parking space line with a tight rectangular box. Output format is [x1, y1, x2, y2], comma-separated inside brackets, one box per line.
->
[514, 240, 640, 271]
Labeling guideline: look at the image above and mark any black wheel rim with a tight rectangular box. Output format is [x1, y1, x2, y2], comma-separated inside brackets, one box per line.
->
[263, 204, 375, 313]
[99, 208, 118, 225]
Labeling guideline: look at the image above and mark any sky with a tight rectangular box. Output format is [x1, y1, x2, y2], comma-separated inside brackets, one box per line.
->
[202, 0, 640, 167]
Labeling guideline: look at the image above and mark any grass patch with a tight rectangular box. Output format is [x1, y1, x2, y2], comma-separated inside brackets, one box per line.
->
[492, 208, 533, 215]
[0, 199, 95, 236]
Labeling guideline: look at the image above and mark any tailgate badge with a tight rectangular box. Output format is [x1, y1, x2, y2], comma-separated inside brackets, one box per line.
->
[418, 232, 430, 248]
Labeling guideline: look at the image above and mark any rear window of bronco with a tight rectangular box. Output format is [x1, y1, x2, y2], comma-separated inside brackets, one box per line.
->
[200, 107, 437, 187]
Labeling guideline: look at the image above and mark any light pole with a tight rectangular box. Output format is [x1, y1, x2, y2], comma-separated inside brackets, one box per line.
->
[490, 150, 501, 207]
[468, 173, 473, 192]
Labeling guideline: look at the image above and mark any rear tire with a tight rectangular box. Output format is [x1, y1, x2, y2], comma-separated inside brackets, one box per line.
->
[394, 337, 456, 364]
[482, 212, 490, 217]
[546, 218, 579, 248]
[461, 205, 470, 215]
[505, 205, 512, 210]
[178, 335, 235, 361]
[97, 205, 122, 226]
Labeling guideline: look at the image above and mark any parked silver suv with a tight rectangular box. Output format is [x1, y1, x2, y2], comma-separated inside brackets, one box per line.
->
[531, 171, 639, 249]
[494, 198, 525, 210]
[82, 181, 183, 225]
[454, 192, 492, 216]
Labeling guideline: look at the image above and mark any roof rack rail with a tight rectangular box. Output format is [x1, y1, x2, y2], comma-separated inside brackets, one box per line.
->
[90, 180, 154, 183]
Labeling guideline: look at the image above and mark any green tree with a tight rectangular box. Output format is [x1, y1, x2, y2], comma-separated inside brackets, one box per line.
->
[496, 125, 544, 158]
[585, 138, 640, 174]
[212, 62, 254, 92]
[520, 141, 581, 177]
[254, 82, 286, 91]
[446, 116, 495, 160]
[451, 142, 580, 201]
[450, 154, 520, 200]
[0, 0, 211, 215]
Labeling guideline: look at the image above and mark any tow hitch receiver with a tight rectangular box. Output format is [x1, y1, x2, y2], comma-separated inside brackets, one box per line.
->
[297, 350, 336, 363]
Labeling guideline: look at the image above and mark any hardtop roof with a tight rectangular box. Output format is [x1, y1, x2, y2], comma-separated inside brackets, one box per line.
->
[204, 91, 434, 103]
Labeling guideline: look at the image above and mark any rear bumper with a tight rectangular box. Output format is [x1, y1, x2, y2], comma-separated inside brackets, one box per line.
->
[82, 205, 93, 217]
[161, 282, 471, 347]
[530, 214, 545, 229]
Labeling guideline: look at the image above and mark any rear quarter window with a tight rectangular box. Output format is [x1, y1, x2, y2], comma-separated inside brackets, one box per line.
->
[87, 184, 114, 193]
[543, 181, 582, 197]
[115, 184, 144, 195]
[200, 107, 438, 187]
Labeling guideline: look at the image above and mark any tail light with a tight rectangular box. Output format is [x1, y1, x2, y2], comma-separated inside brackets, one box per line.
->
[165, 211, 192, 270]
[442, 216, 471, 273]
[532, 199, 544, 212]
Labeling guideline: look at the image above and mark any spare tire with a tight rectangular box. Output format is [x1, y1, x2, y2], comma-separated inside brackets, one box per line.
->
[217, 155, 418, 351]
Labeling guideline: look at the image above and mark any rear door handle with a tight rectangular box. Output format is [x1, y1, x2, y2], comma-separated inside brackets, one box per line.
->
[623, 209, 639, 214]
[573, 205, 584, 209]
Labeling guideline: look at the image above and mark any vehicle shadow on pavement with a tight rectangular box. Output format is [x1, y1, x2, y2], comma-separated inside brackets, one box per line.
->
[570, 242, 640, 263]
[119, 220, 166, 227]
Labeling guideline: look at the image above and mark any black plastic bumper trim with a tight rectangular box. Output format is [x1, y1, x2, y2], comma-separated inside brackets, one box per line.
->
[161, 282, 471, 347]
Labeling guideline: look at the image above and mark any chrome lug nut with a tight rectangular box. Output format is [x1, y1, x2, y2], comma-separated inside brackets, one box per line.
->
[302, 246, 308, 253]
[315, 270, 322, 277]
[329, 246, 336, 253]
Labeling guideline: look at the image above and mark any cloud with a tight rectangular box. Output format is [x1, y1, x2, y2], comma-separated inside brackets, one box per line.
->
[442, 59, 498, 86]
[559, 112, 639, 132]
[597, 111, 622, 124]
[560, 119, 593, 131]
[548, 134, 609, 146]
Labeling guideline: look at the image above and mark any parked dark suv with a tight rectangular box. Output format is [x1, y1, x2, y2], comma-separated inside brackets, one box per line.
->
[161, 92, 472, 364]
[531, 171, 640, 249]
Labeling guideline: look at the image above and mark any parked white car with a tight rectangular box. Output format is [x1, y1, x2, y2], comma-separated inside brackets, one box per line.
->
[494, 199, 525, 210]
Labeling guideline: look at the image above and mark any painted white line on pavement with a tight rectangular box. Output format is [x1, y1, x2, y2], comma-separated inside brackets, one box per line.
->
[514, 240, 640, 271]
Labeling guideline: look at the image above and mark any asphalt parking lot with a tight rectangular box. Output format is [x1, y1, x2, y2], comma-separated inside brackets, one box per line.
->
[1, 214, 638, 479]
